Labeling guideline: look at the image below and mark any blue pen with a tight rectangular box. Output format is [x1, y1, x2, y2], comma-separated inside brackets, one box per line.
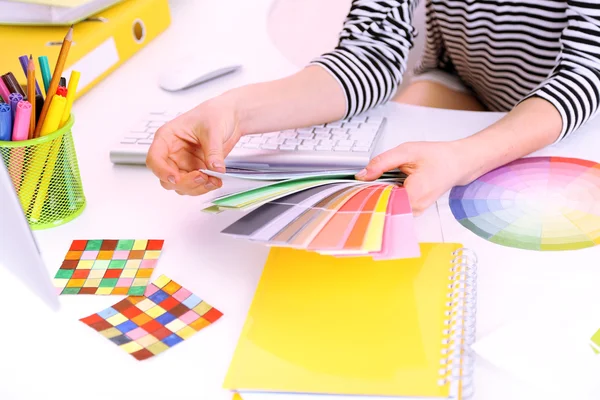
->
[0, 103, 12, 141]
[8, 93, 23, 123]
[18, 55, 42, 96]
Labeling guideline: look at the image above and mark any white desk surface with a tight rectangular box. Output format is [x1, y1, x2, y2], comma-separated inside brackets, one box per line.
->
[2, 0, 600, 399]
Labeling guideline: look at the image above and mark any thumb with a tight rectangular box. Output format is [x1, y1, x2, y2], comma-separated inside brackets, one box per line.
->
[199, 129, 226, 173]
[356, 146, 410, 181]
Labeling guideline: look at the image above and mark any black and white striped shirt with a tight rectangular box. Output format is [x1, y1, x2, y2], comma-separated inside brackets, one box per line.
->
[310, 0, 600, 140]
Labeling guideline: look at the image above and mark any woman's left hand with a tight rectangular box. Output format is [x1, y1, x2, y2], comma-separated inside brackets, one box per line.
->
[355, 140, 475, 215]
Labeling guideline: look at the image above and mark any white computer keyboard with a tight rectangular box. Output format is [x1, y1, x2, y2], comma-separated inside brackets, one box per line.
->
[109, 110, 386, 169]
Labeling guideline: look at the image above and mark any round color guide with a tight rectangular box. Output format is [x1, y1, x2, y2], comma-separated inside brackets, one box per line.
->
[449, 156, 600, 251]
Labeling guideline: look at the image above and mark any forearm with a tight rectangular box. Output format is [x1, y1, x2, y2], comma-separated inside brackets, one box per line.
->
[458, 97, 562, 184]
[218, 65, 346, 135]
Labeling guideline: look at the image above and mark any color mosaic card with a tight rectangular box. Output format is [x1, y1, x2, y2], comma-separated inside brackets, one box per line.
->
[53, 239, 164, 295]
[80, 275, 223, 361]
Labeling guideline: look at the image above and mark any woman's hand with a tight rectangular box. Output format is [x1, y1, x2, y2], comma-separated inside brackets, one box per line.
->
[146, 97, 241, 196]
[355, 141, 471, 215]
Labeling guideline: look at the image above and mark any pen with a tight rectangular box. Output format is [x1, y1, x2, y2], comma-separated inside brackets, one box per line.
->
[19, 54, 42, 96]
[2, 72, 25, 97]
[34, 25, 73, 138]
[26, 55, 36, 138]
[0, 103, 11, 141]
[38, 56, 52, 96]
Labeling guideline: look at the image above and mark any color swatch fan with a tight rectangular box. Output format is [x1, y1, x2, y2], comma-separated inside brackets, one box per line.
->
[449, 157, 600, 251]
[202, 170, 420, 260]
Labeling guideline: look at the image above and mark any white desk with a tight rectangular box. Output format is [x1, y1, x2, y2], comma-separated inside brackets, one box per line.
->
[1, 0, 600, 399]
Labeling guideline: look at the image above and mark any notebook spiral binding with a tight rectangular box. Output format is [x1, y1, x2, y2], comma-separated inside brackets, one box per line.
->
[437, 247, 478, 400]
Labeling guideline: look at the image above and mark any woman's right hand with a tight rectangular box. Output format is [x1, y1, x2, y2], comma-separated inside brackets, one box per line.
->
[146, 97, 242, 196]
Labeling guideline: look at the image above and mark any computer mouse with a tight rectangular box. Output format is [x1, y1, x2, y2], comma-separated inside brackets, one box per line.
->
[158, 58, 242, 92]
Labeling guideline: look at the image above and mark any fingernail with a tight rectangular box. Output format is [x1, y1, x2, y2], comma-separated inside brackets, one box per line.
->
[204, 182, 217, 190]
[211, 161, 225, 170]
[168, 175, 176, 184]
[194, 176, 205, 184]
[355, 169, 367, 179]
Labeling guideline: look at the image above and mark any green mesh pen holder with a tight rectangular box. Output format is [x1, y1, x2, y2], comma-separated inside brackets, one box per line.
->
[0, 114, 86, 230]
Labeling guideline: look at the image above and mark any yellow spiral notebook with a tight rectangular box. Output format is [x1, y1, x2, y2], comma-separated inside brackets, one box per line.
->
[223, 243, 478, 400]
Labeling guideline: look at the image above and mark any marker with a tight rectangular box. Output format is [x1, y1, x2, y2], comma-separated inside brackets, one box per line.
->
[56, 87, 68, 97]
[2, 72, 25, 97]
[0, 103, 11, 141]
[8, 93, 23, 122]
[26, 55, 36, 138]
[12, 101, 31, 141]
[19, 55, 42, 96]
[0, 78, 10, 103]
[60, 70, 80, 127]
[38, 56, 52, 96]
[59, 77, 67, 88]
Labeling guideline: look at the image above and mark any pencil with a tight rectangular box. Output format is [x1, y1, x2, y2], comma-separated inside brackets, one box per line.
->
[33, 25, 73, 138]
[27, 55, 35, 139]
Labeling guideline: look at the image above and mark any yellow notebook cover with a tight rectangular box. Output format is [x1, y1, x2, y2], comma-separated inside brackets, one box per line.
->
[0, 0, 170, 99]
[223, 243, 477, 399]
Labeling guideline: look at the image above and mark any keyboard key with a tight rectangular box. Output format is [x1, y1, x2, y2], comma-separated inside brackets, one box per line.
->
[261, 143, 279, 150]
[342, 122, 361, 129]
[352, 146, 371, 152]
[298, 145, 315, 151]
[243, 143, 260, 149]
[331, 128, 349, 135]
[279, 144, 297, 151]
[349, 115, 368, 123]
[137, 140, 153, 145]
[284, 138, 301, 145]
[296, 128, 314, 134]
[325, 121, 343, 128]
[120, 138, 138, 144]
[297, 132, 314, 140]
[267, 137, 286, 145]
[146, 126, 158, 134]
[281, 132, 297, 138]
[316, 145, 333, 151]
[314, 133, 331, 140]
[302, 139, 319, 146]
[239, 136, 250, 143]
[336, 140, 354, 147]
[354, 140, 373, 148]
[249, 137, 265, 144]
[366, 116, 384, 124]
[148, 121, 166, 128]
[319, 139, 335, 146]
[334, 146, 351, 152]
[130, 121, 149, 132]
[314, 128, 331, 134]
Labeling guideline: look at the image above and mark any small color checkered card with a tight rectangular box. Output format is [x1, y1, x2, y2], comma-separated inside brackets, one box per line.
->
[53, 239, 164, 295]
[80, 275, 223, 360]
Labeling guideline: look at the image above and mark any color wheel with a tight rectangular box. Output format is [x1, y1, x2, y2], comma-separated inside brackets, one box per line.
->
[449, 157, 600, 251]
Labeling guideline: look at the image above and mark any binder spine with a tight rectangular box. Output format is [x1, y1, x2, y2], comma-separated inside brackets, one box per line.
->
[438, 248, 478, 400]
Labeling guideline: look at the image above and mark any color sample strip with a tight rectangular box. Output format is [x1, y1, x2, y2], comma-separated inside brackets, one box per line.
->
[53, 239, 163, 295]
[274, 185, 368, 247]
[372, 187, 420, 260]
[248, 183, 361, 242]
[450, 156, 600, 251]
[591, 328, 600, 354]
[80, 275, 223, 361]
[221, 183, 359, 238]
[307, 185, 385, 251]
[212, 178, 354, 209]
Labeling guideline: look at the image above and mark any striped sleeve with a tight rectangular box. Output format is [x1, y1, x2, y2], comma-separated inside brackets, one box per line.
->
[523, 1, 600, 141]
[309, 0, 419, 119]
